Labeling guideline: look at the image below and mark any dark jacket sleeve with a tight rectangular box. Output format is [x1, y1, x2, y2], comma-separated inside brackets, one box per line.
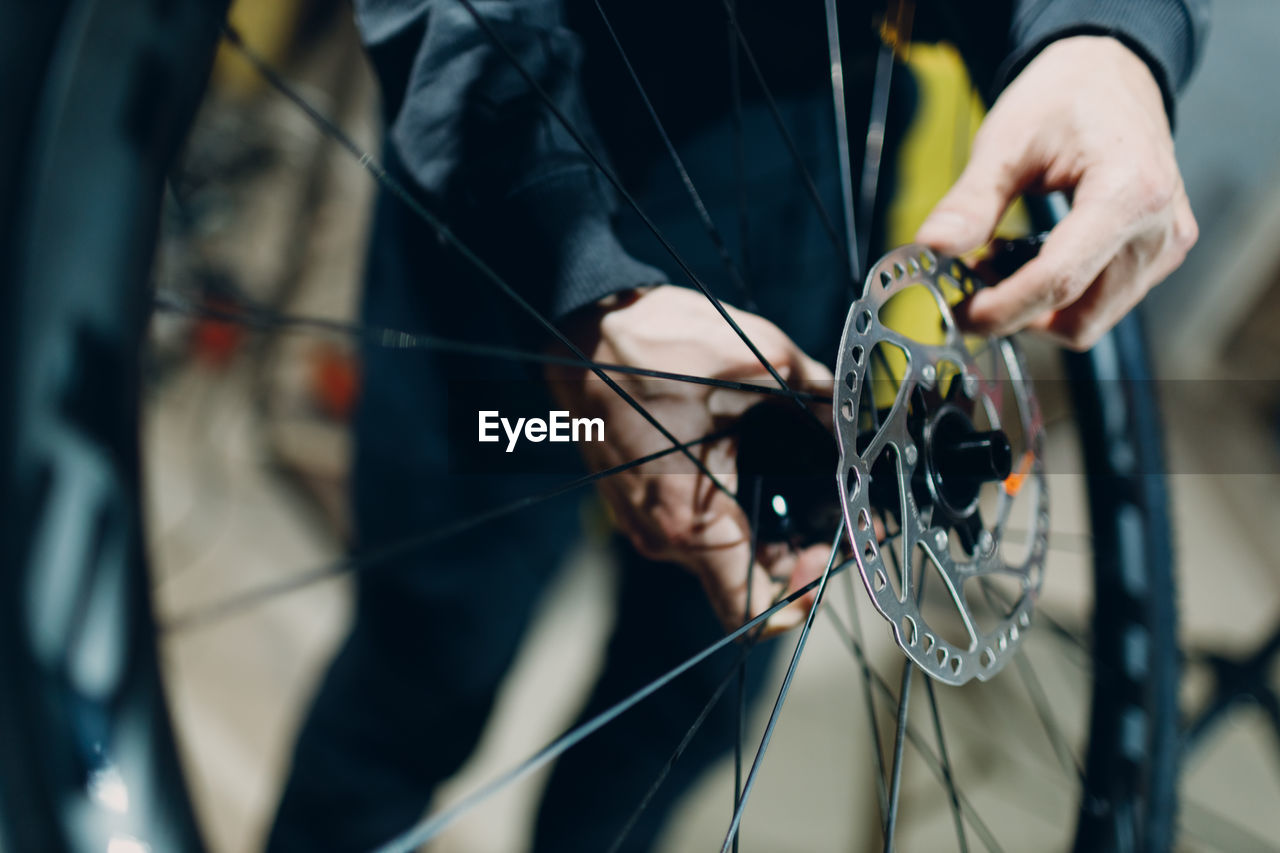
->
[354, 0, 665, 321]
[997, 0, 1210, 125]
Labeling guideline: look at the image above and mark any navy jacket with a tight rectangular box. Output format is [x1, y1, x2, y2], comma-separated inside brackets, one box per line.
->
[352, 0, 1209, 323]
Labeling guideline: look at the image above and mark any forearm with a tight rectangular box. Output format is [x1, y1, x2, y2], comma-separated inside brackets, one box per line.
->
[354, 0, 664, 320]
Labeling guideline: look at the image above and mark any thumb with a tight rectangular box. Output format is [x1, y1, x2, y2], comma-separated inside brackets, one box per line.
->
[916, 134, 1025, 256]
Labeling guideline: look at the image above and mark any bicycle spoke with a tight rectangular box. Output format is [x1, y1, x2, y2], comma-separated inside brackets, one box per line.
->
[162, 426, 730, 632]
[843, 570, 890, 826]
[977, 574, 1095, 667]
[980, 580, 1085, 783]
[221, 25, 739, 503]
[374, 558, 854, 853]
[825, 609, 1005, 853]
[733, 476, 763, 853]
[883, 654, 914, 851]
[153, 292, 831, 405]
[717, 0, 850, 284]
[882, 461, 925, 851]
[449, 0, 815, 423]
[1010, 653, 1085, 783]
[821, 0, 861, 292]
[858, 2, 914, 272]
[923, 677, 969, 853]
[720, 522, 845, 852]
[590, 0, 753, 309]
[605, 649, 750, 853]
[610, 485, 777, 853]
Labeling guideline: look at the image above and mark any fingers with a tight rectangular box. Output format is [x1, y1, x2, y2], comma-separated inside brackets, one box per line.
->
[916, 124, 1029, 255]
[687, 511, 792, 634]
[756, 541, 839, 638]
[1027, 197, 1197, 349]
[961, 187, 1129, 337]
[990, 177, 1197, 347]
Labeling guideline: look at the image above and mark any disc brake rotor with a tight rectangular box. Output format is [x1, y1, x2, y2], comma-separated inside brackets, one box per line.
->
[834, 244, 1048, 685]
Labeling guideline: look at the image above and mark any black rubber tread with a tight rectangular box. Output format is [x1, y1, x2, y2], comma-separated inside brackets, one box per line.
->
[1064, 313, 1180, 853]
[0, 1, 226, 850]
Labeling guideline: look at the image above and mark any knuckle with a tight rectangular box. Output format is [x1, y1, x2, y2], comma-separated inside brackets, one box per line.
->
[1059, 313, 1107, 351]
[1176, 212, 1200, 253]
[1062, 325, 1100, 352]
[628, 530, 666, 561]
[654, 505, 697, 550]
[1043, 269, 1080, 307]
[1130, 165, 1178, 216]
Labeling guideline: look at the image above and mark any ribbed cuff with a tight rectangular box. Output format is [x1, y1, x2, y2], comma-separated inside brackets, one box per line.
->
[501, 162, 667, 320]
[996, 0, 1204, 127]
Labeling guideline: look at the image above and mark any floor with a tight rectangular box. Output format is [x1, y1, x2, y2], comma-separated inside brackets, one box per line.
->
[145, 328, 1280, 852]
[143, 13, 1280, 853]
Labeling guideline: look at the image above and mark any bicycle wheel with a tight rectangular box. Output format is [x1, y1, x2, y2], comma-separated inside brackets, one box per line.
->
[0, 2, 1178, 851]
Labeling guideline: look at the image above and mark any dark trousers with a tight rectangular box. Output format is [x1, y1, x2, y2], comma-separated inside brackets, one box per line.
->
[268, 86, 867, 852]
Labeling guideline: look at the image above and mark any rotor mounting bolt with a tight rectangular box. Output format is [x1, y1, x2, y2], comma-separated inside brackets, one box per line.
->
[962, 373, 979, 399]
[978, 529, 994, 555]
[934, 529, 948, 550]
[920, 364, 937, 389]
[904, 443, 918, 466]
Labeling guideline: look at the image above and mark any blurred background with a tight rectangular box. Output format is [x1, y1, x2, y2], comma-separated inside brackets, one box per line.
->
[144, 1, 1280, 850]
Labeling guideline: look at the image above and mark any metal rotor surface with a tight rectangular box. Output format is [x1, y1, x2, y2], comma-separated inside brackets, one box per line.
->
[834, 244, 1048, 685]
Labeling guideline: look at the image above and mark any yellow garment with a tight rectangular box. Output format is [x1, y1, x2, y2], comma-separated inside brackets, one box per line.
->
[875, 42, 1028, 387]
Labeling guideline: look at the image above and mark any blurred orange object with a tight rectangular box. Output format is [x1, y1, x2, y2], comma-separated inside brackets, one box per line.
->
[310, 342, 359, 421]
[191, 309, 244, 367]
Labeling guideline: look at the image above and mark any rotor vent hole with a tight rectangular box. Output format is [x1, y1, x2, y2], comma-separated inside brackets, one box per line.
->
[981, 648, 996, 668]
[845, 466, 861, 499]
[841, 399, 854, 422]
[855, 309, 873, 334]
[901, 615, 918, 646]
[857, 508, 871, 533]
[949, 656, 962, 675]
[893, 262, 906, 279]
[938, 274, 965, 305]
[879, 285, 946, 346]
[873, 570, 886, 591]
[919, 251, 937, 272]
[936, 358, 967, 401]
[879, 270, 893, 288]
[850, 344, 864, 366]
[844, 372, 855, 392]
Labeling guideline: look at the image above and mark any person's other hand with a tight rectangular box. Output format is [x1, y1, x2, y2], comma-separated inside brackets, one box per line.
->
[916, 36, 1198, 350]
[547, 286, 835, 636]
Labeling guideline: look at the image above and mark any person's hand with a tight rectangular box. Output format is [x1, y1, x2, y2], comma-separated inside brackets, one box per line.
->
[546, 286, 835, 635]
[916, 35, 1198, 350]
